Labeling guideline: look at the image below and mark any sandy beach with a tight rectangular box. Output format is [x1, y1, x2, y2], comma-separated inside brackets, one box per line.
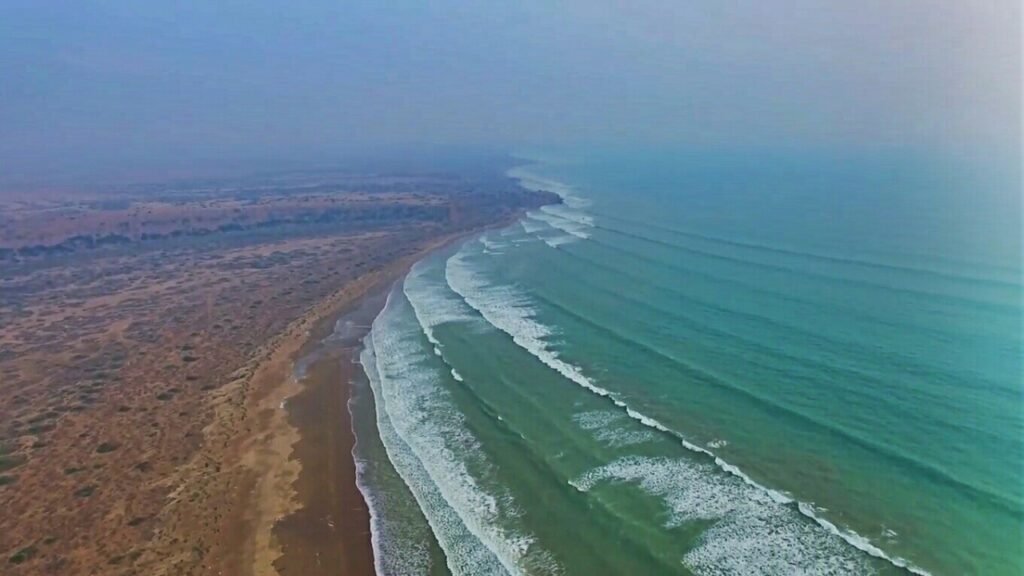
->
[272, 349, 373, 576]
[272, 284, 392, 576]
[243, 257, 429, 576]
[269, 221, 529, 575]
[107, 241, 457, 576]
[257, 225, 514, 576]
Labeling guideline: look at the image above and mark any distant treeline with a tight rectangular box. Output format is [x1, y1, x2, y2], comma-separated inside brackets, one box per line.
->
[0, 188, 559, 261]
[0, 203, 453, 261]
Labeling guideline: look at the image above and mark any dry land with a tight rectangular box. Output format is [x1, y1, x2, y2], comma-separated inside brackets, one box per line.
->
[0, 167, 556, 575]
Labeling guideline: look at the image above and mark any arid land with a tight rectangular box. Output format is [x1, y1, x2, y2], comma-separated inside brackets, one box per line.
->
[0, 167, 556, 575]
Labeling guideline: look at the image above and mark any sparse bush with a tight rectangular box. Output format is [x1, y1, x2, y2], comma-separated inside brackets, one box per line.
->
[73, 485, 96, 498]
[96, 441, 120, 453]
[8, 545, 37, 564]
[0, 449, 26, 473]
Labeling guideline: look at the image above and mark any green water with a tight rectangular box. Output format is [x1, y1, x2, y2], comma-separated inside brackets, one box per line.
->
[354, 149, 1022, 575]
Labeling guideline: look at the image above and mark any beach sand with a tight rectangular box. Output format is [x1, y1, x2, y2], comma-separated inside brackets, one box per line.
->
[158, 217, 519, 576]
[272, 285, 391, 576]
[133, 250, 439, 576]
[272, 349, 373, 576]
[265, 219, 529, 576]
[260, 226, 506, 576]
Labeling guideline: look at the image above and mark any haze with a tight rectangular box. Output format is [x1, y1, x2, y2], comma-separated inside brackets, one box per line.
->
[0, 1, 1019, 187]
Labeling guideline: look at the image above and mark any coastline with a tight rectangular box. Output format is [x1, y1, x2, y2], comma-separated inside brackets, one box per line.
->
[126, 225, 513, 576]
[211, 161, 937, 576]
[271, 297, 384, 576]
[0, 156, 560, 576]
[268, 215, 531, 576]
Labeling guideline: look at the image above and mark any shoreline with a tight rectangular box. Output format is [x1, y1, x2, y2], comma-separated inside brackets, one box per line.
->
[268, 216, 528, 576]
[273, 349, 373, 575]
[271, 289, 386, 576]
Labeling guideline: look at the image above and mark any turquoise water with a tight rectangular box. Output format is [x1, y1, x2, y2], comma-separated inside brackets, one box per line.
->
[354, 150, 1023, 575]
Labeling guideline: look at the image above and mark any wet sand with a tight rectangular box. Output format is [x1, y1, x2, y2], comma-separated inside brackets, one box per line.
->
[272, 286, 391, 576]
[272, 350, 372, 575]
[267, 218, 525, 576]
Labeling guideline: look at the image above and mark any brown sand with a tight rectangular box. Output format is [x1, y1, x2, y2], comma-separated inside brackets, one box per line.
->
[237, 267, 410, 576]
[171, 223, 513, 576]
[270, 272, 401, 575]
[130, 262, 421, 576]
[272, 349, 374, 576]
[269, 225, 515, 575]
[245, 240, 460, 576]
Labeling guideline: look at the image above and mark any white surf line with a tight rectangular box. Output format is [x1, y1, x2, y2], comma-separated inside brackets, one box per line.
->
[572, 410, 657, 448]
[517, 214, 574, 249]
[404, 262, 472, 372]
[542, 236, 576, 249]
[444, 245, 932, 576]
[520, 218, 547, 235]
[507, 164, 590, 209]
[363, 291, 510, 576]
[479, 233, 509, 252]
[573, 455, 869, 575]
[372, 286, 545, 576]
[404, 262, 562, 575]
[509, 162, 594, 248]
[538, 203, 594, 229]
[525, 210, 589, 240]
[356, 337, 434, 576]
[403, 258, 480, 350]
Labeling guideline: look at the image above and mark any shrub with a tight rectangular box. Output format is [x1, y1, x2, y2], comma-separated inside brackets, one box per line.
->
[73, 485, 96, 498]
[96, 441, 120, 454]
[8, 545, 37, 564]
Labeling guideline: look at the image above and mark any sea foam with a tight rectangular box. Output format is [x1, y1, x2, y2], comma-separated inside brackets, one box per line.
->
[364, 306, 507, 574]
[401, 261, 561, 574]
[525, 211, 589, 241]
[351, 396, 433, 576]
[575, 456, 871, 575]
[507, 165, 590, 209]
[404, 257, 482, 348]
[573, 410, 657, 448]
[365, 288, 547, 575]
[510, 164, 594, 248]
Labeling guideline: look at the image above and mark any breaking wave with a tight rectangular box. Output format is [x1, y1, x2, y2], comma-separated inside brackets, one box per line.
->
[444, 243, 931, 576]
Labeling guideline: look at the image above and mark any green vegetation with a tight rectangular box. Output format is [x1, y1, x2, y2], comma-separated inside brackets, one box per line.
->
[96, 441, 121, 454]
[8, 544, 37, 564]
[0, 445, 26, 473]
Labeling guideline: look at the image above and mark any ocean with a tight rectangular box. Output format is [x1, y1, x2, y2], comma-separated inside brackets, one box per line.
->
[350, 149, 1023, 575]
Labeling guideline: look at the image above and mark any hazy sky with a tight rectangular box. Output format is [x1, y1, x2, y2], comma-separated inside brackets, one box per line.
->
[1, 1, 1019, 186]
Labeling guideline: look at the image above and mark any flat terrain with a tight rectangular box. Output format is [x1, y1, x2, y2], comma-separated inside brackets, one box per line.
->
[0, 168, 556, 575]
[272, 283, 394, 576]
